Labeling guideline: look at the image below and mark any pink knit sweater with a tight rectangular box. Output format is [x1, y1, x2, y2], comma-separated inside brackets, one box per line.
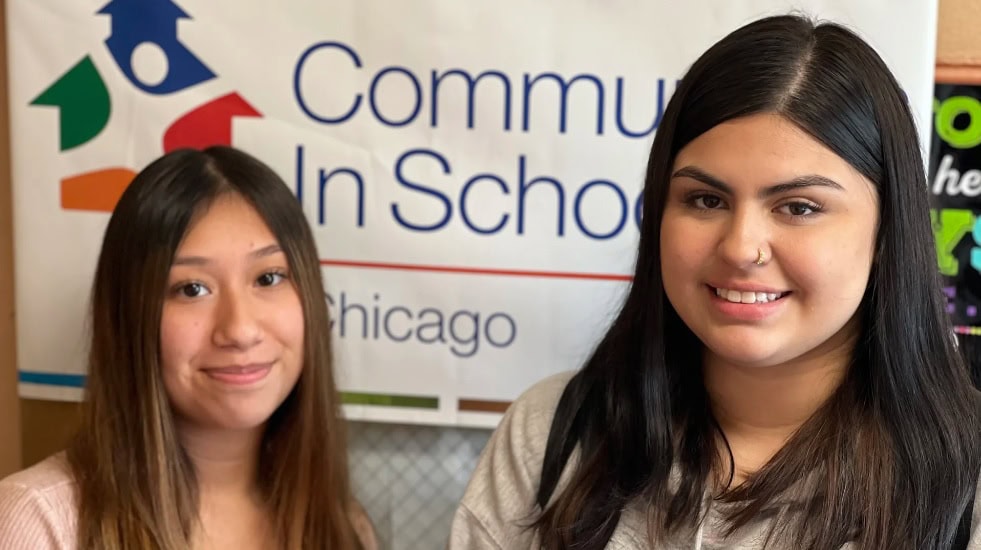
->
[0, 453, 379, 550]
[0, 453, 77, 549]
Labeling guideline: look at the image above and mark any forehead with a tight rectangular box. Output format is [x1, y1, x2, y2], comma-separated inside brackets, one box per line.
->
[177, 194, 278, 254]
[672, 113, 871, 192]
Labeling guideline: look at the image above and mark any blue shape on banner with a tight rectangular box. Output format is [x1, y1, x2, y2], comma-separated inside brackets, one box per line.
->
[98, 0, 216, 95]
[19, 370, 86, 388]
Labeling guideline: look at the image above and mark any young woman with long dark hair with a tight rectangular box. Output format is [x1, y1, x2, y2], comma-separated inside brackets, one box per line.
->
[450, 15, 981, 550]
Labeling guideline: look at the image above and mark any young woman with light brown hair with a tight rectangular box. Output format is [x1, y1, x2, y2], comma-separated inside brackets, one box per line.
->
[0, 146, 376, 549]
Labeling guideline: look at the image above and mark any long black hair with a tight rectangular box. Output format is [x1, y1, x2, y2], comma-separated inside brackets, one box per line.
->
[534, 15, 981, 550]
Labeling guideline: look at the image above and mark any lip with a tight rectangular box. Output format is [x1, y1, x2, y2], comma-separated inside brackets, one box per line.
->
[706, 285, 789, 321]
[202, 362, 273, 386]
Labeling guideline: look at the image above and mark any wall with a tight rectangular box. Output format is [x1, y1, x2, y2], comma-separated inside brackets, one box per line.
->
[937, 0, 981, 70]
[0, 0, 21, 478]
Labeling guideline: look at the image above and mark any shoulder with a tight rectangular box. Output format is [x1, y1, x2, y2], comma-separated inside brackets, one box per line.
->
[347, 499, 379, 550]
[448, 371, 577, 550]
[486, 370, 578, 476]
[0, 453, 76, 506]
[0, 453, 77, 549]
[501, 370, 576, 444]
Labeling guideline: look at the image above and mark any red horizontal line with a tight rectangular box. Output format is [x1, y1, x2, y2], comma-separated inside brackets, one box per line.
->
[319, 259, 632, 281]
[458, 398, 511, 413]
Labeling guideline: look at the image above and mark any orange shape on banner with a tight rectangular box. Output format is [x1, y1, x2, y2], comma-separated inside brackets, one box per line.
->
[60, 168, 136, 212]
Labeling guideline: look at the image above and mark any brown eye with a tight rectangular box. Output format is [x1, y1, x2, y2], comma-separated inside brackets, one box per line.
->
[691, 194, 724, 209]
[180, 282, 209, 298]
[257, 272, 286, 287]
[778, 201, 822, 217]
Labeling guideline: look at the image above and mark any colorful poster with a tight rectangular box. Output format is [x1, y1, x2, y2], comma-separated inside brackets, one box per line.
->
[932, 83, 981, 336]
[7, 0, 939, 426]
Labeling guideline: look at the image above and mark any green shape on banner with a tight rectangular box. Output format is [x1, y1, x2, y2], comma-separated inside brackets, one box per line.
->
[932, 208, 975, 276]
[935, 95, 981, 150]
[340, 392, 439, 409]
[31, 56, 111, 151]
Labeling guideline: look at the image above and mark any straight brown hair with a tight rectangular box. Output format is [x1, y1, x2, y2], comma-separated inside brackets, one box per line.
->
[67, 146, 362, 549]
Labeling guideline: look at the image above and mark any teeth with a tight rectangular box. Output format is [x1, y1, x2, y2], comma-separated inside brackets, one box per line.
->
[715, 287, 782, 304]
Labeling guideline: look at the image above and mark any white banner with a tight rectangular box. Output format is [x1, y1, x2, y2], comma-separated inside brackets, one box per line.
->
[8, 0, 938, 427]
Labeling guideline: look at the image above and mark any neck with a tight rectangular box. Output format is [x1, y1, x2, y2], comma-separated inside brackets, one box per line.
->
[178, 421, 265, 498]
[703, 328, 856, 482]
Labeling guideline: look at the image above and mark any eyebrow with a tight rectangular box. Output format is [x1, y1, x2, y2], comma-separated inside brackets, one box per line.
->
[172, 244, 283, 266]
[671, 166, 845, 198]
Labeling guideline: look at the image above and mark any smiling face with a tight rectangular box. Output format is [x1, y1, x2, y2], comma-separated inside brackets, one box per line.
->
[659, 113, 879, 369]
[160, 193, 305, 432]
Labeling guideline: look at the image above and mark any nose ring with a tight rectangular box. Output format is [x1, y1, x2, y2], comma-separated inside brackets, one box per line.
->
[756, 248, 767, 266]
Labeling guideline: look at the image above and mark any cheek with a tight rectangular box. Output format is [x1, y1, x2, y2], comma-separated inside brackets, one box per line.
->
[159, 308, 202, 410]
[268, 293, 306, 357]
[660, 215, 713, 285]
[159, 307, 205, 371]
[660, 216, 680, 263]
[284, 308, 305, 352]
[785, 223, 875, 302]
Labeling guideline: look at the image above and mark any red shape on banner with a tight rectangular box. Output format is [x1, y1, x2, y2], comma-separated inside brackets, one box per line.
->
[163, 92, 262, 152]
[60, 167, 136, 212]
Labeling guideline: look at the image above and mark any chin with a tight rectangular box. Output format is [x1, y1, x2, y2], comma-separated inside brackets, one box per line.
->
[211, 399, 284, 431]
[712, 351, 783, 368]
[210, 413, 273, 432]
[700, 336, 788, 368]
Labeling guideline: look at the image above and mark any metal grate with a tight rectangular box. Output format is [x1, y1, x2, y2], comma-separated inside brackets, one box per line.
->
[348, 421, 492, 550]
